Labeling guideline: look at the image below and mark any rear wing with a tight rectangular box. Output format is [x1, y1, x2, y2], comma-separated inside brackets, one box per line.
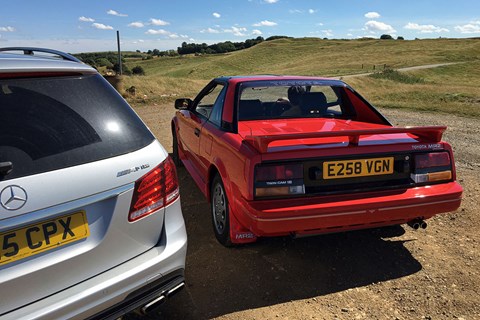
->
[244, 126, 447, 153]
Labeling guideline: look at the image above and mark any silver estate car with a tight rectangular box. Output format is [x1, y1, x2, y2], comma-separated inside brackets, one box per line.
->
[0, 48, 187, 319]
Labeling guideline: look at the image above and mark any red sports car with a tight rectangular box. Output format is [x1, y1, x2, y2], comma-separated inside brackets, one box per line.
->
[172, 76, 463, 246]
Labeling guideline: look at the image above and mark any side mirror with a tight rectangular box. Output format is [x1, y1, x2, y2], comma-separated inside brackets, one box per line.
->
[175, 98, 192, 110]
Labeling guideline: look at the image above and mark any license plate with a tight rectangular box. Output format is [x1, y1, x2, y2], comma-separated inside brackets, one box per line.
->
[0, 211, 89, 266]
[323, 157, 394, 179]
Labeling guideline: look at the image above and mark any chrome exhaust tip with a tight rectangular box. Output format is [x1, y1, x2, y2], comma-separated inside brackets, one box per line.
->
[141, 295, 166, 314]
[407, 219, 427, 230]
[140, 281, 185, 314]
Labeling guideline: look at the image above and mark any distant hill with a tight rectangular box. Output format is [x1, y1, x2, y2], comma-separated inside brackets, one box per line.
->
[124, 37, 480, 79]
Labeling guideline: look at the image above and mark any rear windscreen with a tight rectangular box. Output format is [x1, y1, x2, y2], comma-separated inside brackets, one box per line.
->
[0, 74, 154, 181]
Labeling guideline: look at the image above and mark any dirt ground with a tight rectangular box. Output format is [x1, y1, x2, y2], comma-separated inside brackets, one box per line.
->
[130, 103, 479, 320]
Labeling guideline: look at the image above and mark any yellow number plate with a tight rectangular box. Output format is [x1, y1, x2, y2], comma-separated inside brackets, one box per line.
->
[323, 157, 394, 179]
[0, 211, 89, 266]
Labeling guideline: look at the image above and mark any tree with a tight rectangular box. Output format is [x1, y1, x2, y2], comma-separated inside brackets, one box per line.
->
[397, 36, 405, 40]
[95, 58, 113, 68]
[113, 63, 131, 75]
[380, 34, 394, 40]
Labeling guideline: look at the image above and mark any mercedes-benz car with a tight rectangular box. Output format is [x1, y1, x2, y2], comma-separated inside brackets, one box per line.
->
[0, 47, 187, 319]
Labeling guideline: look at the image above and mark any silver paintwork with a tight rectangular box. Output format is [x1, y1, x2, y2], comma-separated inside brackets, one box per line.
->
[0, 49, 187, 318]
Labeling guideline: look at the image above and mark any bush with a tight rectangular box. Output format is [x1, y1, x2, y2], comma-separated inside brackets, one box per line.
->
[132, 66, 145, 76]
[113, 63, 131, 75]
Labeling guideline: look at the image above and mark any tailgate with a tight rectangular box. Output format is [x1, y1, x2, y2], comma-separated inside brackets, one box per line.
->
[0, 142, 167, 314]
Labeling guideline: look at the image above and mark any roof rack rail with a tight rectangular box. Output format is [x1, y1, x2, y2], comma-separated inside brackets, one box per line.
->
[0, 47, 82, 63]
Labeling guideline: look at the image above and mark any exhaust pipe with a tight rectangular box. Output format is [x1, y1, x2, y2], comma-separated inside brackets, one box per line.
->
[407, 219, 427, 230]
[140, 282, 185, 314]
[419, 220, 427, 229]
[141, 295, 166, 314]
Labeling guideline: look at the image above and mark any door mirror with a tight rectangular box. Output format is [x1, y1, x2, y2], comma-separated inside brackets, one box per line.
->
[175, 98, 192, 110]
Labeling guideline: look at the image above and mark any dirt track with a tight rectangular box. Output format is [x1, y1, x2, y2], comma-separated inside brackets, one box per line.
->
[130, 104, 479, 320]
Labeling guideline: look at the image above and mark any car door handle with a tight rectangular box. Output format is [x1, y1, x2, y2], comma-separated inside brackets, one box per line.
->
[194, 128, 200, 137]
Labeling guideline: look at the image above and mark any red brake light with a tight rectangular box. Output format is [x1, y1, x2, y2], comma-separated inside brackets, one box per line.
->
[256, 164, 303, 181]
[415, 152, 450, 169]
[255, 164, 304, 197]
[129, 156, 180, 222]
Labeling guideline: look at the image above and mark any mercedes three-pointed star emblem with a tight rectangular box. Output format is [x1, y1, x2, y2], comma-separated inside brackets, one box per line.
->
[0, 185, 28, 211]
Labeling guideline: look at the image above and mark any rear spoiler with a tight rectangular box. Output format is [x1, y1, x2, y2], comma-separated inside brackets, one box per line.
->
[244, 126, 446, 153]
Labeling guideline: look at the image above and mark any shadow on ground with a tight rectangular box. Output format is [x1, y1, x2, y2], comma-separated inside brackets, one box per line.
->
[135, 167, 422, 320]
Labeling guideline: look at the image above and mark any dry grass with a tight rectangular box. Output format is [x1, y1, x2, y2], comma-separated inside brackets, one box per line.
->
[346, 61, 480, 118]
[122, 38, 480, 118]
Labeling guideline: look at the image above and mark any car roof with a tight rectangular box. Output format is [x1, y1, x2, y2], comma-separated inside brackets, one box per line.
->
[216, 75, 346, 86]
[0, 47, 95, 74]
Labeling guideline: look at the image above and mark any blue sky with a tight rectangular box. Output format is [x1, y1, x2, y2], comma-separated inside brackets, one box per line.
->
[1, 0, 479, 53]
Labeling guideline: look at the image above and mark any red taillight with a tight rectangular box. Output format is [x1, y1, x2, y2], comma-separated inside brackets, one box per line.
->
[129, 156, 180, 222]
[255, 164, 305, 197]
[256, 164, 303, 181]
[415, 152, 451, 169]
[411, 152, 453, 184]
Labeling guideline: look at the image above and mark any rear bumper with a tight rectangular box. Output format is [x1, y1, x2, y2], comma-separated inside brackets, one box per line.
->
[234, 182, 463, 236]
[3, 199, 187, 320]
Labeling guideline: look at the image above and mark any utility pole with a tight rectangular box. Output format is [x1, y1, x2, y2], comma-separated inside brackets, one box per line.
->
[117, 30, 122, 75]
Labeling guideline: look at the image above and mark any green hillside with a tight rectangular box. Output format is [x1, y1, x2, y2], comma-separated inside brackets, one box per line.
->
[125, 37, 480, 79]
[123, 37, 480, 118]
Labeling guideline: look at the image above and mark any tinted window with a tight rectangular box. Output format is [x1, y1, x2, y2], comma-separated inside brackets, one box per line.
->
[195, 84, 224, 119]
[238, 83, 349, 119]
[208, 85, 226, 126]
[0, 74, 154, 181]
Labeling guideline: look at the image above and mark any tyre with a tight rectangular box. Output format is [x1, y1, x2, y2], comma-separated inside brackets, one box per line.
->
[211, 174, 232, 246]
[172, 129, 182, 167]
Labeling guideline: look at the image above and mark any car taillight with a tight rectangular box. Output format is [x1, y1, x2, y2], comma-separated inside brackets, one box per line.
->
[255, 163, 305, 198]
[411, 152, 452, 184]
[129, 156, 180, 222]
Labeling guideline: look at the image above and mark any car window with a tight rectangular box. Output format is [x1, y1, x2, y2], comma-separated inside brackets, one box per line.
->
[238, 83, 346, 120]
[195, 84, 224, 119]
[0, 74, 155, 181]
[208, 85, 227, 126]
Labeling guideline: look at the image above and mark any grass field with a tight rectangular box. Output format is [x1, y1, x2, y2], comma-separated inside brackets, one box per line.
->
[122, 37, 480, 118]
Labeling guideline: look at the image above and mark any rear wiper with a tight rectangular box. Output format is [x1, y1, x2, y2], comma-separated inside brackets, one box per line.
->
[0, 162, 13, 176]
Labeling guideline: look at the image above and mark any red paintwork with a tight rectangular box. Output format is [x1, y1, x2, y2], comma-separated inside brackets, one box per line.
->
[172, 76, 463, 244]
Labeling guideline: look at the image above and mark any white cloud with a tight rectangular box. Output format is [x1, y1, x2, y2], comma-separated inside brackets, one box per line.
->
[92, 23, 113, 30]
[264, 0, 279, 3]
[213, 12, 221, 18]
[316, 22, 324, 26]
[145, 29, 170, 35]
[309, 9, 316, 14]
[128, 22, 144, 28]
[200, 27, 220, 34]
[253, 20, 278, 27]
[0, 26, 15, 32]
[107, 10, 127, 17]
[454, 21, 480, 34]
[289, 9, 303, 14]
[79, 16, 94, 23]
[224, 26, 248, 36]
[150, 18, 170, 26]
[252, 29, 263, 35]
[404, 22, 449, 33]
[322, 29, 334, 37]
[169, 34, 179, 39]
[365, 12, 381, 19]
[364, 20, 396, 34]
